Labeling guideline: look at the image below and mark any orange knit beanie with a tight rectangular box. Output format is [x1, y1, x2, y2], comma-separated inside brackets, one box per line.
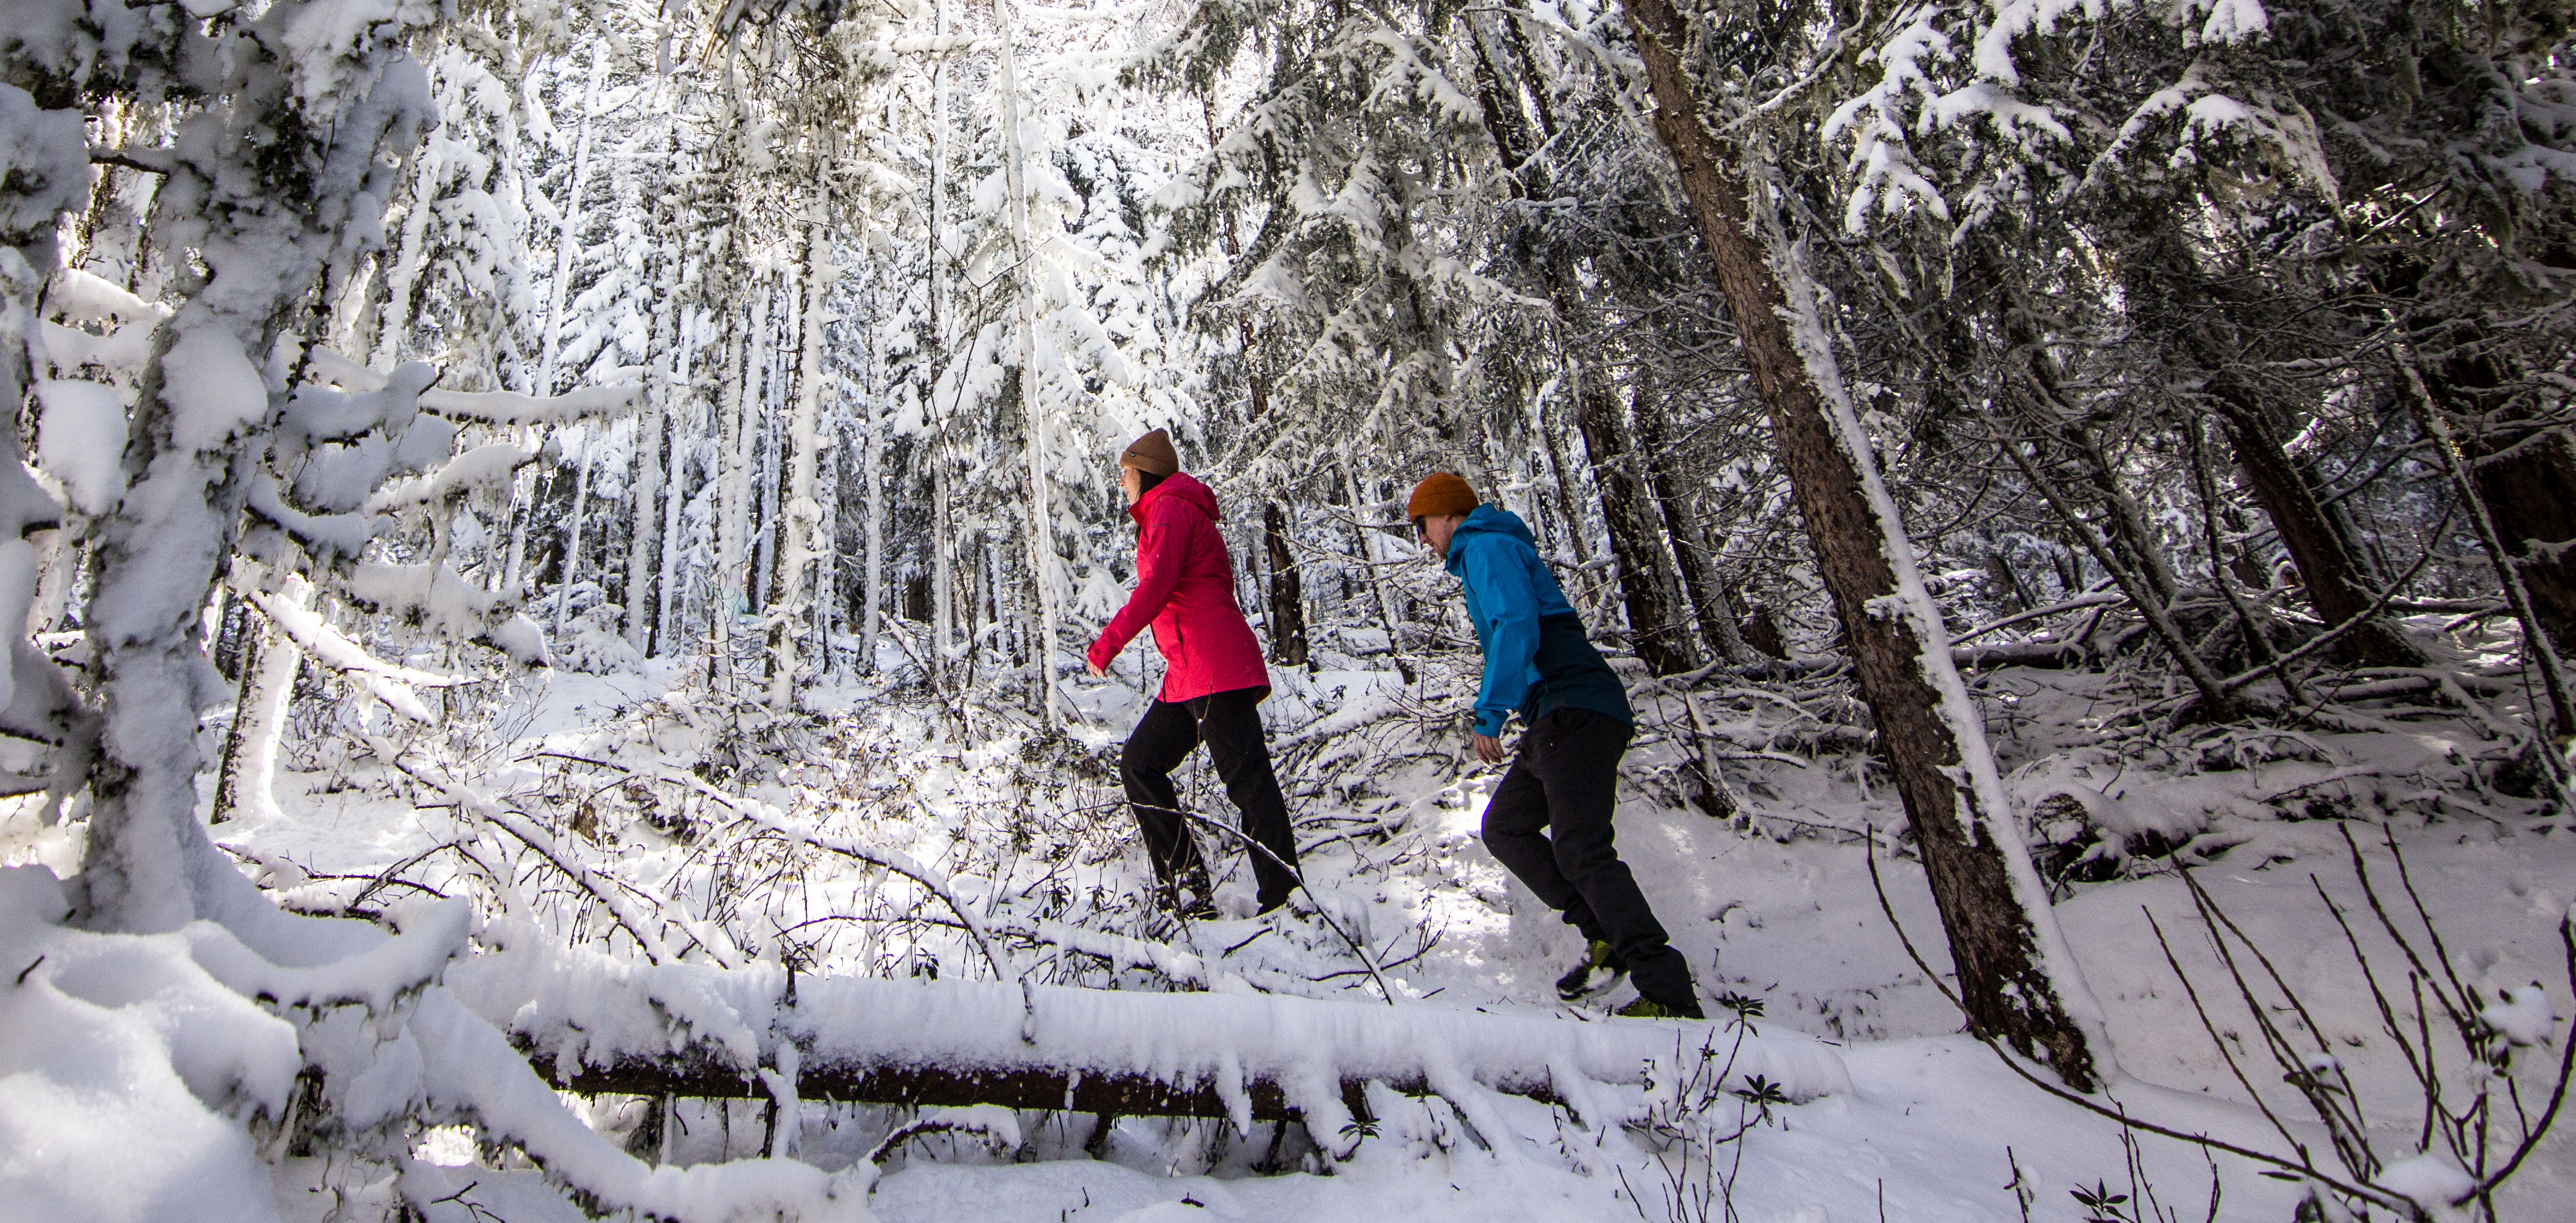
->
[1405, 471, 1479, 519]
[1119, 428, 1180, 475]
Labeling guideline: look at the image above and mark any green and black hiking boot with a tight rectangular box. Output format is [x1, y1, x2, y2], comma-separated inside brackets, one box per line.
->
[1555, 939, 1627, 1000]
[1615, 994, 1707, 1020]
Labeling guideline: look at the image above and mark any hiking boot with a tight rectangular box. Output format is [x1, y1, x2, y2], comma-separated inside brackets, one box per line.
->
[1615, 993, 1706, 1020]
[1556, 939, 1627, 1001]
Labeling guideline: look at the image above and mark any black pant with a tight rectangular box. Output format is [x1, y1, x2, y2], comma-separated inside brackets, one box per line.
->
[1120, 688, 1301, 910]
[1483, 707, 1694, 1005]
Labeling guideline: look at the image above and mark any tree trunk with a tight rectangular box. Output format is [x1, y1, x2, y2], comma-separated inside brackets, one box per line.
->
[1570, 367, 1699, 676]
[1265, 500, 1309, 666]
[1618, 0, 2102, 1088]
[862, 372, 885, 677]
[2473, 433, 2576, 653]
[1634, 381, 1751, 665]
[654, 340, 692, 659]
[771, 219, 832, 709]
[713, 283, 760, 689]
[1339, 452, 1403, 635]
[2211, 389, 2426, 668]
[211, 580, 309, 826]
[627, 412, 664, 651]
[547, 424, 598, 647]
[1961, 242, 2187, 614]
[994, 0, 1063, 724]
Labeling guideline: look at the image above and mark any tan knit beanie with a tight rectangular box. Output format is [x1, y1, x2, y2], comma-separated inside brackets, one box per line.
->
[1405, 471, 1479, 519]
[1119, 428, 1180, 475]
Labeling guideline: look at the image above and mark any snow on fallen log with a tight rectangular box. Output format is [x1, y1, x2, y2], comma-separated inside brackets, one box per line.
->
[450, 938, 1850, 1147]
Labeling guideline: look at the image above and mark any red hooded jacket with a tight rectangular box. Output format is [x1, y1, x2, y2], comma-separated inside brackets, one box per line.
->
[1086, 472, 1270, 703]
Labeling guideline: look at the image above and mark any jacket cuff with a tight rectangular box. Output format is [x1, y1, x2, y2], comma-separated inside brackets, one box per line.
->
[1086, 637, 1115, 671]
[1473, 709, 1508, 737]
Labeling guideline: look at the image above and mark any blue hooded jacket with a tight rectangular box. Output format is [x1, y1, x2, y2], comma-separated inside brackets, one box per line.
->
[1443, 504, 1633, 737]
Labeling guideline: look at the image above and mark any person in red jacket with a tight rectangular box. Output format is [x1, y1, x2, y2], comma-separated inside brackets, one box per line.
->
[1086, 429, 1301, 916]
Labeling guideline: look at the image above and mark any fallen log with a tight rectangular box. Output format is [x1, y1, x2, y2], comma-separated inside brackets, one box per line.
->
[456, 939, 1851, 1140]
[522, 1044, 1390, 1123]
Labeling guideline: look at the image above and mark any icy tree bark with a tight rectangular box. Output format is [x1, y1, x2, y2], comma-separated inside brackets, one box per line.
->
[770, 219, 832, 709]
[624, 130, 687, 653]
[862, 358, 885, 676]
[211, 577, 311, 826]
[656, 328, 694, 659]
[714, 281, 768, 688]
[625, 247, 680, 653]
[931, 436, 957, 686]
[72, 11, 436, 938]
[1619, 0, 2106, 1088]
[993, 0, 1063, 722]
[754, 299, 786, 616]
[924, 13, 957, 688]
[547, 425, 598, 646]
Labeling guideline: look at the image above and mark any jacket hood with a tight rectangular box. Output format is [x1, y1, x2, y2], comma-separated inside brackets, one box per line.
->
[1445, 503, 1533, 574]
[1131, 470, 1218, 524]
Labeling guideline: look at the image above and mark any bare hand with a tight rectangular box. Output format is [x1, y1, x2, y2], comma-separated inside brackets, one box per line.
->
[1472, 733, 1505, 764]
[1086, 659, 1107, 678]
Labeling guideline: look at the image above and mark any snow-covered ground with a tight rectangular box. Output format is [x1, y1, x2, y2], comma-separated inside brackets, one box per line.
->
[11, 651, 2538, 1222]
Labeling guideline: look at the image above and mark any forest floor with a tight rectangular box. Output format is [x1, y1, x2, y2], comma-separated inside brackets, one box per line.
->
[169, 636, 2576, 1223]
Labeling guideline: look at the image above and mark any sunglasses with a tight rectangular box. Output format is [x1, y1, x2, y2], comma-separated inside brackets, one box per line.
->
[1411, 516, 1429, 540]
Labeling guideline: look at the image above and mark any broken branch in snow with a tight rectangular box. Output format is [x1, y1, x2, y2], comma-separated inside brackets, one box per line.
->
[378, 741, 676, 966]
[1147, 800, 1395, 1004]
[523, 750, 1016, 984]
[234, 567, 467, 725]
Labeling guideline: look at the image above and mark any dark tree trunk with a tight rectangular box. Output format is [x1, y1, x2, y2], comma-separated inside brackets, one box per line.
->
[2429, 346, 2576, 654]
[1618, 0, 2096, 1089]
[1570, 376, 1700, 676]
[2212, 389, 2428, 668]
[1634, 383, 1751, 664]
[2473, 433, 2576, 652]
[1986, 554, 2032, 612]
[1738, 596, 1789, 659]
[1264, 500, 1308, 666]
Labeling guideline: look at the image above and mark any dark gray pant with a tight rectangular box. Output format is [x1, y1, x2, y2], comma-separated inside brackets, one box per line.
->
[1483, 707, 1694, 1005]
[1120, 688, 1301, 911]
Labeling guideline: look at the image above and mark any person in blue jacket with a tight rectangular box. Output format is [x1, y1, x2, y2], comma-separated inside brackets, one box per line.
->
[1407, 471, 1703, 1019]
